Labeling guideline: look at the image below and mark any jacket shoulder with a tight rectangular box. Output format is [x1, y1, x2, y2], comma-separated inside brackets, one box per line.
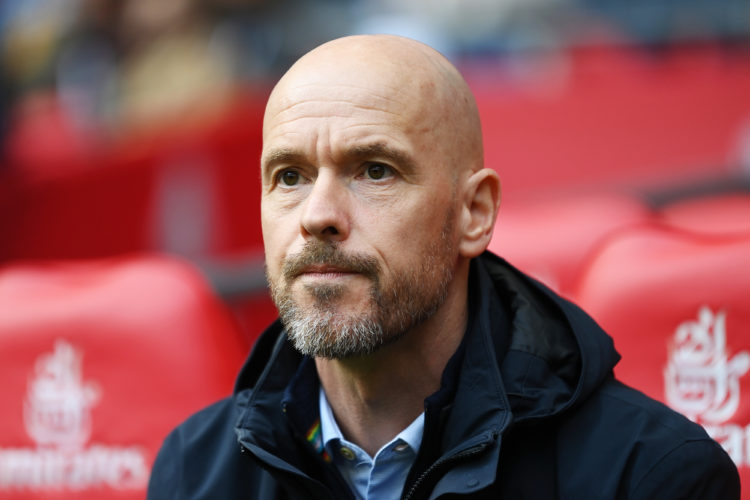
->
[147, 394, 273, 499]
[558, 378, 740, 499]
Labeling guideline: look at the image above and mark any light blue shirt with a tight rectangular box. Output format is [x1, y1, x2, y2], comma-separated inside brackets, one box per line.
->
[319, 388, 424, 500]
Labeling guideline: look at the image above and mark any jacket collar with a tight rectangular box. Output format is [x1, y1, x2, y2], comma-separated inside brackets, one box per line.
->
[478, 251, 620, 419]
[233, 255, 515, 444]
[232, 252, 620, 495]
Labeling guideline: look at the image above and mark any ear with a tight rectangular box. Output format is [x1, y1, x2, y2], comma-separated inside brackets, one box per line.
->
[458, 168, 501, 258]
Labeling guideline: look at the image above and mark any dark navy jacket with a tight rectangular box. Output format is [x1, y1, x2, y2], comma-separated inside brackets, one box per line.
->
[148, 252, 739, 499]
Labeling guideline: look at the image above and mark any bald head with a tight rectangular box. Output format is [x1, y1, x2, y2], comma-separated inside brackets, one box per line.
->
[260, 36, 501, 363]
[263, 35, 484, 176]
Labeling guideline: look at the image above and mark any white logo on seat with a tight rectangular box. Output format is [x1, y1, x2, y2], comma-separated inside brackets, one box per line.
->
[0, 340, 149, 491]
[665, 307, 750, 423]
[24, 340, 100, 452]
[664, 307, 750, 464]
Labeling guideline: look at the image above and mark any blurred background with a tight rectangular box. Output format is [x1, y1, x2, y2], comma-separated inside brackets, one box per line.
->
[2, 0, 750, 294]
[1, 1, 750, 498]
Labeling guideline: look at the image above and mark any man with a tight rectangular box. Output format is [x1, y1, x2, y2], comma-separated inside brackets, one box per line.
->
[148, 35, 739, 499]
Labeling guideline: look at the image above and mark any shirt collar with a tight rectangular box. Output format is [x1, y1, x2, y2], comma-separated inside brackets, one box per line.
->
[318, 387, 425, 455]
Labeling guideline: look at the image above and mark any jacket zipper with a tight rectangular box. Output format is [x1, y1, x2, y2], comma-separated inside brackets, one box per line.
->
[240, 444, 341, 500]
[402, 439, 493, 500]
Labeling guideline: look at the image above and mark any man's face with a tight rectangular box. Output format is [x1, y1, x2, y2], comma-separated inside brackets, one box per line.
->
[260, 59, 460, 359]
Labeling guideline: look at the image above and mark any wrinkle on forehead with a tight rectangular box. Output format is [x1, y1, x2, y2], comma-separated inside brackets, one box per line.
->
[264, 35, 484, 175]
[275, 95, 406, 123]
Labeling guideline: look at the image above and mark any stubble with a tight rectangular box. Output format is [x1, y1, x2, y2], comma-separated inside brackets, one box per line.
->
[268, 214, 456, 359]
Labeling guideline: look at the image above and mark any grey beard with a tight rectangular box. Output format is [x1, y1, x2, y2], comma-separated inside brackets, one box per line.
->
[273, 246, 452, 359]
[269, 206, 455, 360]
[279, 302, 388, 359]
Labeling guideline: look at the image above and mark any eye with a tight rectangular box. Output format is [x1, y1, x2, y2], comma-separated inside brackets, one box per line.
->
[279, 170, 300, 186]
[365, 163, 392, 180]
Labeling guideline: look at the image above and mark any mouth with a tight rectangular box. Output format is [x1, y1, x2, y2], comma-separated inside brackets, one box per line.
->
[281, 242, 381, 286]
[295, 264, 359, 280]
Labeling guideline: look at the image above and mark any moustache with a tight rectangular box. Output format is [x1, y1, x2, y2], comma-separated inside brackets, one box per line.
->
[282, 241, 381, 282]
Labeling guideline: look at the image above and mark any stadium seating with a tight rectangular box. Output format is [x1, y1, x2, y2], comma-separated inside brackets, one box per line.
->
[488, 191, 651, 297]
[656, 191, 750, 236]
[574, 220, 750, 493]
[0, 255, 249, 499]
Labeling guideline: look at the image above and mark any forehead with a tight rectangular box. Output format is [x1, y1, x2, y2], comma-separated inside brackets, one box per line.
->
[272, 84, 410, 126]
[264, 47, 441, 129]
[268, 53, 428, 114]
[261, 77, 429, 162]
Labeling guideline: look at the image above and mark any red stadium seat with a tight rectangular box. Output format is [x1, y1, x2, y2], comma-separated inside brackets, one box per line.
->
[0, 255, 250, 499]
[657, 192, 750, 236]
[574, 223, 750, 496]
[489, 191, 651, 297]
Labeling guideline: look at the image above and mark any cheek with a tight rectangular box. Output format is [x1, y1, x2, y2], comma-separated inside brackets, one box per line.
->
[388, 193, 453, 238]
[261, 212, 290, 277]
[374, 211, 441, 267]
[389, 200, 455, 260]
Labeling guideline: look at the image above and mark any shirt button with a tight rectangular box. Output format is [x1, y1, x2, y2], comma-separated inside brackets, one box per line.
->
[393, 443, 410, 453]
[339, 447, 356, 461]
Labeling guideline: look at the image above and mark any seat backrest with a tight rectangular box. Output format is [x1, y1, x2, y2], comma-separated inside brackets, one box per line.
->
[489, 191, 650, 297]
[574, 223, 750, 495]
[0, 255, 249, 499]
[657, 192, 750, 236]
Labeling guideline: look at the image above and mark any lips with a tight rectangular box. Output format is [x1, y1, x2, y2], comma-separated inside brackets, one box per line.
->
[281, 241, 381, 283]
[295, 264, 357, 278]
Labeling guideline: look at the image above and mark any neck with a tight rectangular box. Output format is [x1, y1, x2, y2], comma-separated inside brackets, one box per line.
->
[315, 262, 469, 457]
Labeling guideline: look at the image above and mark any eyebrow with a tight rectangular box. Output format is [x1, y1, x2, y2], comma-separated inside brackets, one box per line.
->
[261, 142, 416, 176]
[348, 143, 417, 174]
[261, 148, 306, 171]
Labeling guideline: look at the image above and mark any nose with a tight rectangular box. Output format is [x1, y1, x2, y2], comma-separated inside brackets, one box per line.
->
[300, 170, 350, 241]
